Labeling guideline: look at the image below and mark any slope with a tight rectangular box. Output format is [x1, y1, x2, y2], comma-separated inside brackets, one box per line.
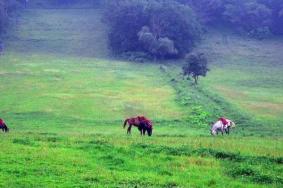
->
[5, 8, 109, 57]
[0, 7, 282, 188]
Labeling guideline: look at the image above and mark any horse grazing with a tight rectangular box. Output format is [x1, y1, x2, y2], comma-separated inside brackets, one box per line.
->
[123, 116, 153, 136]
[211, 118, 235, 136]
[0, 119, 9, 133]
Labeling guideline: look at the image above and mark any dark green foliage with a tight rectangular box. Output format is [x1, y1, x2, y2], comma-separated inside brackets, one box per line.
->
[182, 52, 209, 84]
[178, 0, 283, 37]
[145, 1, 201, 57]
[178, 0, 225, 24]
[104, 1, 149, 54]
[104, 0, 201, 59]
[0, 0, 24, 35]
[223, 0, 272, 38]
[258, 0, 283, 34]
[138, 26, 178, 58]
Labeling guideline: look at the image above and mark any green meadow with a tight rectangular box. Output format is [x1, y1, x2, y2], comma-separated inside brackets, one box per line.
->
[0, 8, 282, 187]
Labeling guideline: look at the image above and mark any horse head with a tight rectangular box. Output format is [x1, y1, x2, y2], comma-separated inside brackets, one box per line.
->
[0, 124, 9, 133]
[229, 121, 236, 128]
[0, 119, 9, 133]
[146, 125, 153, 136]
[4, 125, 9, 132]
[145, 119, 153, 136]
[139, 117, 153, 136]
[211, 129, 217, 136]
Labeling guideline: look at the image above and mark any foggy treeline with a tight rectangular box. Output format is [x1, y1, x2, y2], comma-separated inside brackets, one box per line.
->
[105, 0, 283, 60]
[1, 0, 283, 60]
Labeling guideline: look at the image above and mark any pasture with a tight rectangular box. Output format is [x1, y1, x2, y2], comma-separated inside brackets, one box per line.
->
[0, 8, 282, 188]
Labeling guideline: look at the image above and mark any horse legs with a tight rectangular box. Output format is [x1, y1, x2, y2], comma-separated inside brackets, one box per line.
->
[142, 129, 146, 136]
[221, 126, 224, 136]
[127, 125, 132, 134]
[138, 127, 143, 135]
[226, 127, 230, 135]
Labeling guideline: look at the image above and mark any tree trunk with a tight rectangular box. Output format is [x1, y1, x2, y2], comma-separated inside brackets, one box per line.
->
[193, 75, 198, 85]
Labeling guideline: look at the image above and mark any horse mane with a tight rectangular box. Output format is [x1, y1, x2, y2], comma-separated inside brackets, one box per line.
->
[138, 116, 152, 127]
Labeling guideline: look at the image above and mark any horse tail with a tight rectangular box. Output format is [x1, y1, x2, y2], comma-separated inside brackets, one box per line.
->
[123, 119, 129, 128]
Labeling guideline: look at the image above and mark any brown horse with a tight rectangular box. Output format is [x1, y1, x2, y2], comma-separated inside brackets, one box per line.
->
[0, 119, 9, 133]
[123, 116, 153, 136]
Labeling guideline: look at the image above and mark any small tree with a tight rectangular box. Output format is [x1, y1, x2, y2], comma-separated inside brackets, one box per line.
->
[182, 53, 209, 85]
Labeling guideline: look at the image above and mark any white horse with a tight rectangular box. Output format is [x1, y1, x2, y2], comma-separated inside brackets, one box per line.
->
[211, 119, 235, 136]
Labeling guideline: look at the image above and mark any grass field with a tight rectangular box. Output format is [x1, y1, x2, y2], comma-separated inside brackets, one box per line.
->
[0, 8, 282, 187]
[200, 31, 283, 125]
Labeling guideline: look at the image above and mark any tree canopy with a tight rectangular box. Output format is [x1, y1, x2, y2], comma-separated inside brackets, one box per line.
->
[183, 52, 209, 84]
[104, 0, 283, 60]
[104, 0, 202, 60]
[178, 0, 283, 37]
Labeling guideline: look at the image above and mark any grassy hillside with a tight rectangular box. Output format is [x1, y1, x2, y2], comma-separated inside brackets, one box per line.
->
[0, 8, 282, 188]
[0, 53, 184, 128]
[199, 30, 283, 127]
[5, 9, 109, 57]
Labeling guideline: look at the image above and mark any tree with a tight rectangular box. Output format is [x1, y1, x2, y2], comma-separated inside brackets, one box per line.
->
[137, 26, 178, 59]
[222, 0, 272, 38]
[182, 53, 209, 84]
[177, 0, 224, 24]
[104, 0, 201, 59]
[104, 0, 149, 54]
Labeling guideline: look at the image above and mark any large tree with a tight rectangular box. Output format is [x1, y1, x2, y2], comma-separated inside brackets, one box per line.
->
[223, 0, 272, 37]
[177, 0, 280, 37]
[104, 0, 202, 59]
